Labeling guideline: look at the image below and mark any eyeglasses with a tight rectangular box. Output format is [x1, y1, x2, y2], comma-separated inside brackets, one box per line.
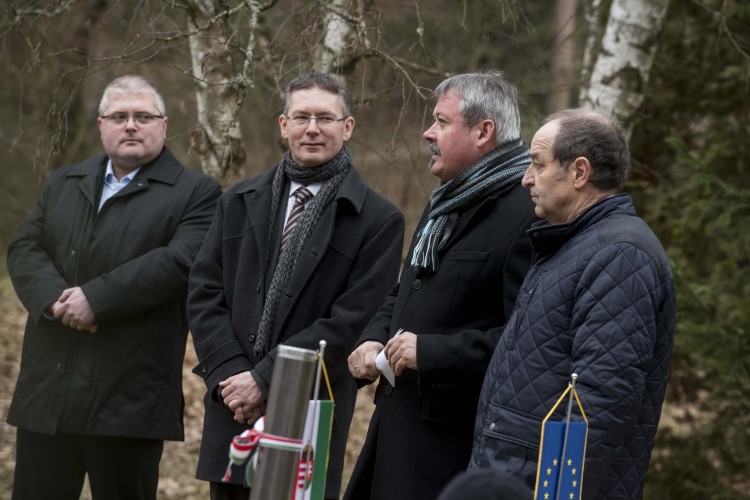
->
[100, 112, 165, 125]
[285, 114, 348, 127]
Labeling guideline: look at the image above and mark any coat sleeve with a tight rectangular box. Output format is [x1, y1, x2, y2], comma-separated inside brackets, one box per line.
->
[7, 177, 72, 322]
[570, 243, 665, 498]
[357, 282, 400, 347]
[80, 175, 221, 323]
[414, 211, 535, 390]
[187, 193, 255, 394]
[250, 211, 405, 394]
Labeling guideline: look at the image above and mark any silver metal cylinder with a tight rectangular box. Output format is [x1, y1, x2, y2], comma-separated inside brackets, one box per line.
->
[249, 345, 317, 500]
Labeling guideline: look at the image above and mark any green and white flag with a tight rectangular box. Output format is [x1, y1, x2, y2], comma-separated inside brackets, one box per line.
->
[295, 399, 334, 500]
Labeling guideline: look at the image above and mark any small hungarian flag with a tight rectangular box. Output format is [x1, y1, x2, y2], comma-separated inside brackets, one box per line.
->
[534, 376, 588, 500]
[295, 400, 334, 500]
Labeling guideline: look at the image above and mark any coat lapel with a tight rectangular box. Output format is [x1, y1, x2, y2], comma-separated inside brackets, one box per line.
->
[108, 148, 182, 203]
[71, 156, 106, 210]
[440, 187, 508, 252]
[243, 183, 274, 290]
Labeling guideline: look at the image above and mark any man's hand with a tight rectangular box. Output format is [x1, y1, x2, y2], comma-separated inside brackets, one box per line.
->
[348, 341, 384, 381]
[219, 371, 266, 424]
[384, 331, 417, 376]
[52, 287, 97, 332]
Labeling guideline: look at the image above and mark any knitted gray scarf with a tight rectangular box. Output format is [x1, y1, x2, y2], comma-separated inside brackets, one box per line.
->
[410, 138, 530, 273]
[254, 146, 352, 357]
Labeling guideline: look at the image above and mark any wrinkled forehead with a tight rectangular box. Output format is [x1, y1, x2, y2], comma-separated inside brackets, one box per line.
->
[529, 121, 560, 159]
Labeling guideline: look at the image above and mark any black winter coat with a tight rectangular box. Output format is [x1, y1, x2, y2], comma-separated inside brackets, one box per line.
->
[7, 148, 221, 440]
[471, 194, 676, 500]
[187, 165, 404, 498]
[344, 183, 537, 500]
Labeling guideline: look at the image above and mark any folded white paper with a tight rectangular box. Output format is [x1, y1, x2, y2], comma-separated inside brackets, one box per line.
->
[376, 349, 396, 386]
[375, 328, 402, 387]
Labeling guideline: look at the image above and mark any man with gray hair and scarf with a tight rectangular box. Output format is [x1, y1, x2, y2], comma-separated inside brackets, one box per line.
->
[187, 72, 404, 500]
[344, 71, 537, 500]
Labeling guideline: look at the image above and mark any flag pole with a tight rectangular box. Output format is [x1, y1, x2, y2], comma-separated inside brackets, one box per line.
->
[307, 341, 327, 453]
[313, 340, 327, 401]
[556, 373, 578, 500]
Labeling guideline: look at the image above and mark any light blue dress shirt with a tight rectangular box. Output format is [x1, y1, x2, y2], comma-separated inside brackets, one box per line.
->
[98, 161, 141, 212]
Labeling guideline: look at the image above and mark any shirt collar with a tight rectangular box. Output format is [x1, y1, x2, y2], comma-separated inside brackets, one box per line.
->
[289, 179, 323, 198]
[105, 159, 141, 184]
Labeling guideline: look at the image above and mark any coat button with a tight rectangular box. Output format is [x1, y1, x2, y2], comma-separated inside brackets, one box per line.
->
[489, 422, 495, 430]
[384, 386, 393, 396]
[248, 334, 256, 342]
[70, 250, 76, 256]
[201, 365, 207, 374]
[412, 279, 422, 290]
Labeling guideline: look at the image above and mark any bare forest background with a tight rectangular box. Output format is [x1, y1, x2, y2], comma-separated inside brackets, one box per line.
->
[0, 0, 748, 498]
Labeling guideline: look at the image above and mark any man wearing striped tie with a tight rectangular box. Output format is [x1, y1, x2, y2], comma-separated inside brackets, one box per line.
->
[188, 72, 405, 500]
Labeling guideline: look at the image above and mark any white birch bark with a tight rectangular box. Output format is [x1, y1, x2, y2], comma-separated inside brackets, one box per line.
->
[579, 0, 603, 104]
[580, 0, 670, 135]
[185, 0, 250, 183]
[314, 0, 353, 79]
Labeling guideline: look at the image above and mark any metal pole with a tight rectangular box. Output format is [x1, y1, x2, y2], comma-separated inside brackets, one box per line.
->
[249, 345, 317, 500]
[555, 373, 578, 500]
[313, 340, 327, 400]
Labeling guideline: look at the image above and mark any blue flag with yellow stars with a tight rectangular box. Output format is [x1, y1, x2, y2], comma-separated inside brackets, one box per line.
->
[534, 378, 588, 500]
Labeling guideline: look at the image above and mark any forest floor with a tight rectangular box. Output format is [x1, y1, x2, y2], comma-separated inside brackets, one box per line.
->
[0, 277, 374, 499]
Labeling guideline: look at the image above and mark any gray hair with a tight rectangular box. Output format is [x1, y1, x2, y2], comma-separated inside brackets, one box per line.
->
[545, 108, 630, 191]
[283, 72, 351, 117]
[98, 75, 166, 116]
[434, 70, 521, 145]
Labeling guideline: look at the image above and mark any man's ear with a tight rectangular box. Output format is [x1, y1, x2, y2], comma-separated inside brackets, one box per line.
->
[278, 114, 289, 139]
[476, 119, 495, 148]
[571, 157, 592, 188]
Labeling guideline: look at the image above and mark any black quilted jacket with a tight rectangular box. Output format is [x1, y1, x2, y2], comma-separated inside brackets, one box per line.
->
[470, 194, 675, 500]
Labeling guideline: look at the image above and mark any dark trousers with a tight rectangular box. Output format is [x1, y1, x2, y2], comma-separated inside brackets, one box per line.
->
[13, 427, 164, 500]
[210, 481, 338, 500]
[210, 482, 250, 500]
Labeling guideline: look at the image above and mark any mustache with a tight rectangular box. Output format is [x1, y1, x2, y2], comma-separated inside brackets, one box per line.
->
[427, 142, 440, 155]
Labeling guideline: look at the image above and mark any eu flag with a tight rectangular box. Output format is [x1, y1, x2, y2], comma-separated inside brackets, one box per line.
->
[534, 376, 588, 500]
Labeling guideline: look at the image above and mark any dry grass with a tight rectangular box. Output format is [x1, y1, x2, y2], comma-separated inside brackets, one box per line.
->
[0, 279, 374, 499]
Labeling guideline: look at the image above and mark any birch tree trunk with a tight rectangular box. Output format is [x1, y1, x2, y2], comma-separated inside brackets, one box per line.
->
[580, 0, 670, 136]
[313, 0, 354, 80]
[185, 1, 252, 184]
[579, 0, 603, 104]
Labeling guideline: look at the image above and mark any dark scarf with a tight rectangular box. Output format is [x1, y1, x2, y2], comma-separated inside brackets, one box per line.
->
[254, 146, 352, 358]
[410, 138, 530, 273]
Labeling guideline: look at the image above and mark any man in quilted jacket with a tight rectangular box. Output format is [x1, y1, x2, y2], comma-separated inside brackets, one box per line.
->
[470, 108, 675, 500]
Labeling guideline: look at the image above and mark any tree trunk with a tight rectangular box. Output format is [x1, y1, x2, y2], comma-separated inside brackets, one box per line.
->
[185, 1, 249, 184]
[580, 0, 670, 136]
[313, 0, 353, 80]
[549, 0, 578, 112]
[579, 0, 603, 104]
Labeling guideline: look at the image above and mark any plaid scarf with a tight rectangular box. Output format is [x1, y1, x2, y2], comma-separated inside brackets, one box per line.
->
[410, 138, 530, 273]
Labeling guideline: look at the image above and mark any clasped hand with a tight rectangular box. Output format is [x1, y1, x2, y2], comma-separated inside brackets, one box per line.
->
[348, 331, 418, 380]
[219, 371, 266, 424]
[52, 287, 97, 332]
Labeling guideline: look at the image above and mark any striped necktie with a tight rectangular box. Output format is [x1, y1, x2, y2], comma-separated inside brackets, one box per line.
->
[280, 186, 314, 249]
